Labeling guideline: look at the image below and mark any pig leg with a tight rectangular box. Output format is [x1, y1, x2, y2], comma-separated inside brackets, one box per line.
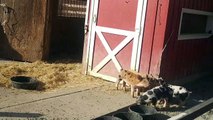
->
[122, 81, 127, 91]
[177, 101, 186, 108]
[131, 85, 135, 98]
[163, 98, 169, 108]
[135, 87, 141, 96]
[116, 77, 122, 90]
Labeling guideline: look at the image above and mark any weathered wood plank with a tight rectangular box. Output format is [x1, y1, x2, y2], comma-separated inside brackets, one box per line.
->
[0, 0, 49, 62]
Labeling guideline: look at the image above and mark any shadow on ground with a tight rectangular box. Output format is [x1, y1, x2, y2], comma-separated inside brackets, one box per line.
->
[0, 112, 43, 118]
[158, 74, 213, 112]
[184, 74, 213, 108]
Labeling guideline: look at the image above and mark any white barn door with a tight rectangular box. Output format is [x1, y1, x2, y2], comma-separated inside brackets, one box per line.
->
[85, 0, 147, 82]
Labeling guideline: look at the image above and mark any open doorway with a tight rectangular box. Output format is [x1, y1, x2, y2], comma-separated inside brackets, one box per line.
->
[49, 0, 87, 62]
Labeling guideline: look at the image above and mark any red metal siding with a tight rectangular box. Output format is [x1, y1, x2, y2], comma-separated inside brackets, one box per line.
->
[139, 0, 159, 74]
[149, 0, 170, 75]
[139, 0, 170, 75]
[160, 0, 213, 81]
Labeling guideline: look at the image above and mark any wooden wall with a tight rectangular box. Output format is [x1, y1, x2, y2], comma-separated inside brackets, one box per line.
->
[0, 0, 52, 62]
[160, 0, 213, 81]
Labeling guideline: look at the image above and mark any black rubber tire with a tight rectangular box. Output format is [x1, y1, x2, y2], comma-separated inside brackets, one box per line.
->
[10, 76, 38, 90]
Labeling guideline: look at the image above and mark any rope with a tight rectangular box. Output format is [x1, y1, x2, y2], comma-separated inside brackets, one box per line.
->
[162, 31, 174, 53]
[155, 31, 174, 77]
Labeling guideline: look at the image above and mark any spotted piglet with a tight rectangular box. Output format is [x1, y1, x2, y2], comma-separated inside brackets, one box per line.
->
[167, 84, 191, 108]
[136, 84, 173, 108]
[136, 83, 191, 108]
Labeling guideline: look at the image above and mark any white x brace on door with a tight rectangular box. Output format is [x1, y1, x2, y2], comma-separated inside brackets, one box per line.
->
[93, 26, 135, 73]
[85, 0, 147, 82]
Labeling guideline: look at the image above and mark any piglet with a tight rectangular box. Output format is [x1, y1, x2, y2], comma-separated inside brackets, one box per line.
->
[167, 84, 192, 108]
[116, 69, 163, 98]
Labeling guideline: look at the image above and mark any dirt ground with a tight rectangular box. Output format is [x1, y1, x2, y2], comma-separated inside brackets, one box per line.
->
[0, 83, 135, 119]
[0, 60, 212, 119]
[0, 60, 135, 119]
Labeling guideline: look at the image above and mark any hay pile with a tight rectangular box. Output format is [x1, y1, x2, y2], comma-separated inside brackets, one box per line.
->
[0, 61, 106, 91]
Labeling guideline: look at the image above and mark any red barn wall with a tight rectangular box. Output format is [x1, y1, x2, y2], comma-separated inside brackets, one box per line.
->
[139, 0, 170, 75]
[83, 0, 213, 82]
[160, 0, 213, 81]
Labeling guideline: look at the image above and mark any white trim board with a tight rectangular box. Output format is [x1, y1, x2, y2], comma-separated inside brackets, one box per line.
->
[182, 8, 213, 16]
[89, 71, 117, 82]
[88, 0, 99, 71]
[133, 0, 148, 71]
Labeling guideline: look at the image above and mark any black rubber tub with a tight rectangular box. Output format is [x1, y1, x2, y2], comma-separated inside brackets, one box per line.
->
[129, 105, 157, 120]
[10, 76, 38, 90]
[93, 116, 122, 120]
[113, 112, 143, 120]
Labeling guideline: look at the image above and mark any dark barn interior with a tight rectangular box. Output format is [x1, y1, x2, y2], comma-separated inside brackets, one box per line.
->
[49, 0, 87, 62]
